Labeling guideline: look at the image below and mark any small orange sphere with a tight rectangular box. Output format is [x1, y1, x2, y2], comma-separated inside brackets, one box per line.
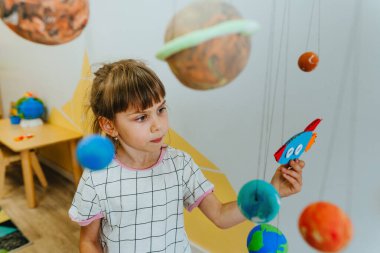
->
[298, 202, 353, 252]
[298, 51, 319, 72]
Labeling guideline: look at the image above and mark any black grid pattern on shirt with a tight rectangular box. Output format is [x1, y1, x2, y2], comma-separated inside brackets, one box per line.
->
[70, 148, 213, 253]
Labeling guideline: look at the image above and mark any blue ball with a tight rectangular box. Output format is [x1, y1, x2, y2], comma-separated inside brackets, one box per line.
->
[247, 224, 288, 253]
[237, 179, 280, 223]
[76, 135, 115, 170]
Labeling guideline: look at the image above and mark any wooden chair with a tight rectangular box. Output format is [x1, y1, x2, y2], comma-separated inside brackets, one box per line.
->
[0, 145, 48, 198]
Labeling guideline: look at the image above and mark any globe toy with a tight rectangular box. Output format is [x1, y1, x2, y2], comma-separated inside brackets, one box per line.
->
[156, 0, 260, 90]
[0, 0, 89, 45]
[76, 135, 115, 171]
[17, 97, 45, 119]
[298, 201, 353, 252]
[237, 180, 281, 223]
[247, 224, 288, 253]
[298, 51, 319, 72]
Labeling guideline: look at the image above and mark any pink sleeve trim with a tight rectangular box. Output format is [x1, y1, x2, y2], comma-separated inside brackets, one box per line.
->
[187, 187, 214, 212]
[70, 212, 104, 226]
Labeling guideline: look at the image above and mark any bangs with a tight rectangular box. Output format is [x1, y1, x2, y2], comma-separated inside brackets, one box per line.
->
[121, 79, 165, 112]
[103, 63, 166, 118]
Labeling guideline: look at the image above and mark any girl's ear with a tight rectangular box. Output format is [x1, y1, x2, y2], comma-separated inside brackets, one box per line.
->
[98, 116, 117, 137]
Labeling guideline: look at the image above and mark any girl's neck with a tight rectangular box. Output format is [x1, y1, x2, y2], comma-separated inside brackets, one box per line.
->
[115, 146, 163, 170]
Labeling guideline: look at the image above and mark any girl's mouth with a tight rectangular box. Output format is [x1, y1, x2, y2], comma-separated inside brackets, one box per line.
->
[151, 137, 162, 143]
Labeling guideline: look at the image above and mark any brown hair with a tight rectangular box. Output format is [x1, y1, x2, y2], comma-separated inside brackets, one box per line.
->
[90, 59, 166, 134]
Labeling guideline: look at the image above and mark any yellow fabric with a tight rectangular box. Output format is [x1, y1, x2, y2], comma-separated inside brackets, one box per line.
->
[0, 209, 10, 223]
[167, 129, 253, 252]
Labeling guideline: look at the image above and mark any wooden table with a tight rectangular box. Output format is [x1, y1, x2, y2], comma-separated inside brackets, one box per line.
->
[0, 119, 83, 208]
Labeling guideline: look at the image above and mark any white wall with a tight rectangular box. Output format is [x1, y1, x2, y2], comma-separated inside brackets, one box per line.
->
[0, 0, 379, 252]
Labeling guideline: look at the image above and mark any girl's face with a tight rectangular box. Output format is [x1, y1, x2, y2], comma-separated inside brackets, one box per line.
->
[113, 98, 169, 153]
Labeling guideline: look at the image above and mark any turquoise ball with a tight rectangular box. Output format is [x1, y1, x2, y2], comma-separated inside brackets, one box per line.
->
[237, 179, 280, 223]
[76, 135, 115, 170]
[247, 224, 288, 253]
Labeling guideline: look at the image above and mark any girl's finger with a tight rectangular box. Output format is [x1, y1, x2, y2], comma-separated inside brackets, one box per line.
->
[282, 173, 301, 190]
[297, 159, 305, 168]
[282, 168, 302, 184]
[289, 160, 302, 172]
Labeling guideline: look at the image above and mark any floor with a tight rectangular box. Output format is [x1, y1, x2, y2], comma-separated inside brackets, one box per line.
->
[0, 163, 207, 253]
[0, 163, 80, 253]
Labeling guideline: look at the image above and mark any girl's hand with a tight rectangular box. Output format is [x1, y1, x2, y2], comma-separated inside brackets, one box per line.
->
[270, 159, 305, 198]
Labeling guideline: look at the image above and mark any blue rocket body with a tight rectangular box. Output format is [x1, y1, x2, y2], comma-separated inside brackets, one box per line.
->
[274, 118, 321, 165]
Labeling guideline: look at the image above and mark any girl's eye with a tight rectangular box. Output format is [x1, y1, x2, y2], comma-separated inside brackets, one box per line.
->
[136, 115, 147, 122]
[158, 106, 167, 113]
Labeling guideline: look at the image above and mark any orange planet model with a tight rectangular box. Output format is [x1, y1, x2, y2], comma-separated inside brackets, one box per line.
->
[157, 0, 259, 90]
[298, 202, 353, 252]
[0, 0, 89, 45]
[298, 51, 319, 72]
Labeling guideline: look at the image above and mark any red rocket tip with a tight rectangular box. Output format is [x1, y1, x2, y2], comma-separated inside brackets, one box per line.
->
[274, 144, 286, 162]
[304, 118, 322, 132]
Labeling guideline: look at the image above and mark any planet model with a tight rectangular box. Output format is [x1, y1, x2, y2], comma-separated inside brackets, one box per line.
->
[156, 0, 259, 90]
[247, 224, 288, 253]
[16, 96, 45, 119]
[76, 135, 115, 171]
[237, 179, 280, 224]
[0, 0, 89, 45]
[298, 51, 319, 72]
[298, 201, 353, 252]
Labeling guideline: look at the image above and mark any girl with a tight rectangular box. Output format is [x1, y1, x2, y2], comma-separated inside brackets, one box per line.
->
[69, 59, 304, 253]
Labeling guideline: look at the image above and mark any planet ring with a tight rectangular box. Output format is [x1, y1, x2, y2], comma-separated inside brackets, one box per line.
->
[156, 19, 260, 60]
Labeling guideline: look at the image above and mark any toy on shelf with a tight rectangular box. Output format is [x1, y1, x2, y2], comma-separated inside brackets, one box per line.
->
[9, 101, 21, 125]
[14, 133, 34, 142]
[274, 118, 322, 164]
[15, 92, 46, 128]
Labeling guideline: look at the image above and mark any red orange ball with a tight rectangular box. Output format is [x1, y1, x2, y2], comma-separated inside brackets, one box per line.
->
[298, 202, 353, 252]
[298, 51, 319, 72]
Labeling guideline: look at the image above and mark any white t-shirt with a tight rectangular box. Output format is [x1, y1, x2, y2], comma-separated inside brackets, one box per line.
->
[69, 146, 214, 253]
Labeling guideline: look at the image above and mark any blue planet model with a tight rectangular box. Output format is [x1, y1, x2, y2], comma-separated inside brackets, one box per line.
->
[247, 224, 288, 253]
[237, 179, 280, 223]
[76, 135, 115, 170]
[17, 97, 45, 119]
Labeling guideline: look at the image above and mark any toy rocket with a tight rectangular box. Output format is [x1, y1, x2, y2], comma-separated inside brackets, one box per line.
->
[274, 118, 322, 164]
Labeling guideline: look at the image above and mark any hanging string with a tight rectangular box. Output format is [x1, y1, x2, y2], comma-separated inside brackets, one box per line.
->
[257, 0, 277, 180]
[345, 1, 363, 216]
[263, 0, 290, 181]
[317, 0, 321, 55]
[254, 0, 291, 247]
[305, 0, 318, 52]
[170, 0, 178, 40]
[261, 0, 277, 180]
[346, 59, 359, 216]
[276, 0, 291, 243]
[319, 0, 363, 201]
[281, 0, 291, 145]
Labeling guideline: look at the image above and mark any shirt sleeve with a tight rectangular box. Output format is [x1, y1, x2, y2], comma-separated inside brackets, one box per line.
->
[182, 152, 214, 212]
[68, 169, 104, 226]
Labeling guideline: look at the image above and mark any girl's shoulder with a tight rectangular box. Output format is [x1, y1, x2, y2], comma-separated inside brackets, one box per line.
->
[163, 146, 195, 167]
[83, 158, 122, 185]
[164, 146, 191, 160]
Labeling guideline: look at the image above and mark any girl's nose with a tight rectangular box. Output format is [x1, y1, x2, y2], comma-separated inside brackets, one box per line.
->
[150, 117, 161, 132]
